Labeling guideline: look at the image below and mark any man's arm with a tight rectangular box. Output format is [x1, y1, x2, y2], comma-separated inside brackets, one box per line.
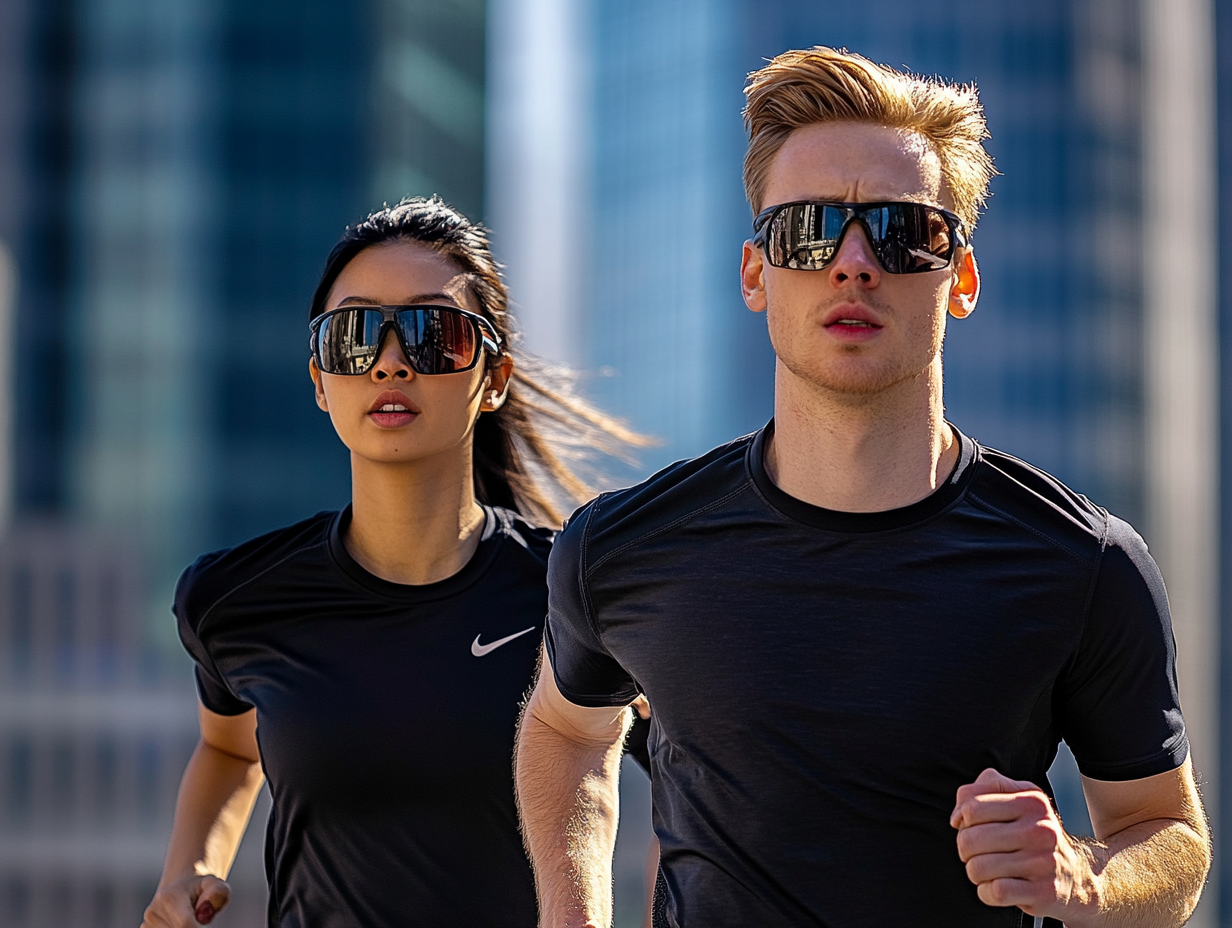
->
[516, 645, 633, 928]
[951, 760, 1209, 928]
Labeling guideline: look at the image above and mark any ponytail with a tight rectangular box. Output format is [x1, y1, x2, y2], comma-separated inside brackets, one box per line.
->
[310, 196, 651, 526]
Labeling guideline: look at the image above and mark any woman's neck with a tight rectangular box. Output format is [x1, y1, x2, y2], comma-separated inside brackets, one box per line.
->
[345, 446, 486, 586]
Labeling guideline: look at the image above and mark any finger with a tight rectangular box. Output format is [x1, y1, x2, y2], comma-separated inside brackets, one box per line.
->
[142, 889, 197, 928]
[193, 878, 231, 925]
[954, 768, 1039, 810]
[975, 876, 1041, 909]
[955, 821, 1032, 862]
[632, 696, 651, 720]
[953, 791, 1052, 830]
[964, 849, 1058, 886]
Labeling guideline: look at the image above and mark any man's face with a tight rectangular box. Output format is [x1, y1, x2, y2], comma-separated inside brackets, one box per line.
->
[741, 121, 978, 397]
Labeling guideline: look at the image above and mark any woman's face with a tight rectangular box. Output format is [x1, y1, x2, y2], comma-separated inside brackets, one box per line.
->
[309, 241, 510, 466]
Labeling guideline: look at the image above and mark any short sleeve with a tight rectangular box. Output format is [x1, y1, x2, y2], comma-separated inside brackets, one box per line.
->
[544, 501, 641, 708]
[174, 558, 254, 717]
[1057, 516, 1189, 781]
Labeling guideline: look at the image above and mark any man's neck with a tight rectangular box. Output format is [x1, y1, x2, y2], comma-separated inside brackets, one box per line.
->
[765, 356, 958, 513]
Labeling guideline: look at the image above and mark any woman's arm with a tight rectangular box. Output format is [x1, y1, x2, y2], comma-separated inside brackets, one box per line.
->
[141, 703, 264, 927]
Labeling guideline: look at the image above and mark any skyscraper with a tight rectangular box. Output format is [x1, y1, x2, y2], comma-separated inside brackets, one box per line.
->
[1, 3, 488, 925]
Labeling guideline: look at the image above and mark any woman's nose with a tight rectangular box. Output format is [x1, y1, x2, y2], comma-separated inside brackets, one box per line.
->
[369, 328, 413, 380]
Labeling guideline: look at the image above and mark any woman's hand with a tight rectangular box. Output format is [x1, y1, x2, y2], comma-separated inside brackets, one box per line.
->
[141, 873, 231, 926]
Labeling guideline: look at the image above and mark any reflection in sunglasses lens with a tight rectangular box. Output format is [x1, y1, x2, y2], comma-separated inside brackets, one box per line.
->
[315, 308, 481, 375]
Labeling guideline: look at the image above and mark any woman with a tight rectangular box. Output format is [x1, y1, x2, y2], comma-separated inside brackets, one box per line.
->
[140, 197, 644, 928]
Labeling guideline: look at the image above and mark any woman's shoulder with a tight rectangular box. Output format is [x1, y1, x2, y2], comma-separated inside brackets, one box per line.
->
[175, 510, 338, 628]
[486, 506, 556, 563]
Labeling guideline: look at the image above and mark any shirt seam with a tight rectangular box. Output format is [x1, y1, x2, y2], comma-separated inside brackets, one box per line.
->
[1077, 507, 1111, 655]
[194, 536, 332, 708]
[579, 499, 602, 644]
[966, 491, 1094, 567]
[586, 482, 756, 576]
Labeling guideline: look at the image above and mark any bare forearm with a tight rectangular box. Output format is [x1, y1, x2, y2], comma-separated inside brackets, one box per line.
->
[515, 708, 628, 928]
[161, 740, 265, 886]
[1072, 819, 1210, 928]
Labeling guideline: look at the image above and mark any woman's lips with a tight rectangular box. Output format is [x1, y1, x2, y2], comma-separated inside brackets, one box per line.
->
[369, 409, 417, 428]
[367, 391, 419, 428]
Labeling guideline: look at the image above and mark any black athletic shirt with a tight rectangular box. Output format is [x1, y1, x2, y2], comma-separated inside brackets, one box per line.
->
[546, 423, 1188, 928]
[176, 505, 549, 928]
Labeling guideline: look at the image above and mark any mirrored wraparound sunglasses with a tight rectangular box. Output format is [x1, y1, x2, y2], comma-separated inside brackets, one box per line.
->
[310, 304, 502, 376]
[751, 200, 968, 274]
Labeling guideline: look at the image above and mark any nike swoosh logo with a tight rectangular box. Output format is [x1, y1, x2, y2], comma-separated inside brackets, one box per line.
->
[471, 626, 537, 657]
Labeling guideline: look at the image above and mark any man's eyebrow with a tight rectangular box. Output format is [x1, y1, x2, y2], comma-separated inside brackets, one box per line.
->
[334, 292, 460, 307]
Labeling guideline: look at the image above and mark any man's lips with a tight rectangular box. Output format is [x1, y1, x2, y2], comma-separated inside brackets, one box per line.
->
[822, 305, 883, 342]
[367, 391, 419, 427]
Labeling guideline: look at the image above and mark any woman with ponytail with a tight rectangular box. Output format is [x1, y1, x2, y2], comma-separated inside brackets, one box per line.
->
[140, 197, 645, 928]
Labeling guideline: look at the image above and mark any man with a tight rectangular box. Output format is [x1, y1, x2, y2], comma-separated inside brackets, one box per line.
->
[515, 47, 1209, 927]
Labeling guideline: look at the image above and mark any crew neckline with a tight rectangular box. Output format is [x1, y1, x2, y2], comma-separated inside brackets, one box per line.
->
[328, 504, 504, 602]
[747, 420, 977, 533]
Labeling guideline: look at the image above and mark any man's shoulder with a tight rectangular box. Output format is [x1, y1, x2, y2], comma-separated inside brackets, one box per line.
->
[559, 431, 758, 567]
[967, 442, 1111, 561]
[176, 510, 337, 628]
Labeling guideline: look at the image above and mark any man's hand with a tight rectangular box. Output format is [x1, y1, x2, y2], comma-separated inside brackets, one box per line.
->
[140, 873, 231, 927]
[951, 768, 1098, 921]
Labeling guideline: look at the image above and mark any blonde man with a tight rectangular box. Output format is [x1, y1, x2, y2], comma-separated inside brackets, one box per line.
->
[516, 47, 1209, 927]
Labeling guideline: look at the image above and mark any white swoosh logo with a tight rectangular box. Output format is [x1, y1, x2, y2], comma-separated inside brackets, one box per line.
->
[471, 626, 537, 657]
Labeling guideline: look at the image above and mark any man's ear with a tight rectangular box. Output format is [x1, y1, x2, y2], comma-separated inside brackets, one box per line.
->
[741, 240, 768, 313]
[948, 248, 980, 319]
[480, 352, 515, 412]
[309, 358, 329, 412]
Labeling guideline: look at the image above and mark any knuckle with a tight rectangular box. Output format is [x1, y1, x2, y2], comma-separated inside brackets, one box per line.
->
[965, 858, 987, 883]
[1023, 793, 1051, 817]
[955, 832, 972, 861]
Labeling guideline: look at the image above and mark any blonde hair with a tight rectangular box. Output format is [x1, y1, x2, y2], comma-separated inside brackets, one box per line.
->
[742, 47, 996, 230]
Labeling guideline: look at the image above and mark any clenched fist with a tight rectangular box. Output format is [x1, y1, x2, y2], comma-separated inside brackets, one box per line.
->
[951, 768, 1098, 923]
[140, 873, 231, 927]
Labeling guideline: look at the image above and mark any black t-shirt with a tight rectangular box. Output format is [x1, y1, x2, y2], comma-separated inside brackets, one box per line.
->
[177, 505, 549, 928]
[546, 423, 1187, 928]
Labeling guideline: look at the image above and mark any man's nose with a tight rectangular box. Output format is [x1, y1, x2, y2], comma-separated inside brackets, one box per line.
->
[827, 223, 882, 288]
[369, 328, 413, 380]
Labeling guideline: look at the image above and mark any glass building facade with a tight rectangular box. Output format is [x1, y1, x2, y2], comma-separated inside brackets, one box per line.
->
[587, 0, 1145, 522]
[8, 0, 487, 625]
[1, 2, 487, 925]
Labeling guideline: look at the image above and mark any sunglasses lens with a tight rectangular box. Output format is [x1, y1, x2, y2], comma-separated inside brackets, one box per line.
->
[871, 205, 955, 274]
[314, 307, 482, 375]
[761, 203, 957, 273]
[764, 204, 843, 270]
[394, 308, 480, 375]
[315, 309, 385, 374]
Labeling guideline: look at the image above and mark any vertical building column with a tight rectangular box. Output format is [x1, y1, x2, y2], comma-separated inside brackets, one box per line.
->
[0, 245, 16, 530]
[1142, 0, 1219, 923]
[485, 0, 589, 364]
[72, 0, 217, 613]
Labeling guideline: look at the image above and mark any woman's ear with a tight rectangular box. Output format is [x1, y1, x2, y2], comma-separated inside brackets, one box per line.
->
[309, 358, 329, 412]
[480, 353, 515, 412]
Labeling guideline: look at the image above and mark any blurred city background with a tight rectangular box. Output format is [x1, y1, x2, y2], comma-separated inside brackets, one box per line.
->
[0, 0, 1227, 926]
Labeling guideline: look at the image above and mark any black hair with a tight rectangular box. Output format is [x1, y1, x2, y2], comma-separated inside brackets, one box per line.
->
[310, 196, 648, 526]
